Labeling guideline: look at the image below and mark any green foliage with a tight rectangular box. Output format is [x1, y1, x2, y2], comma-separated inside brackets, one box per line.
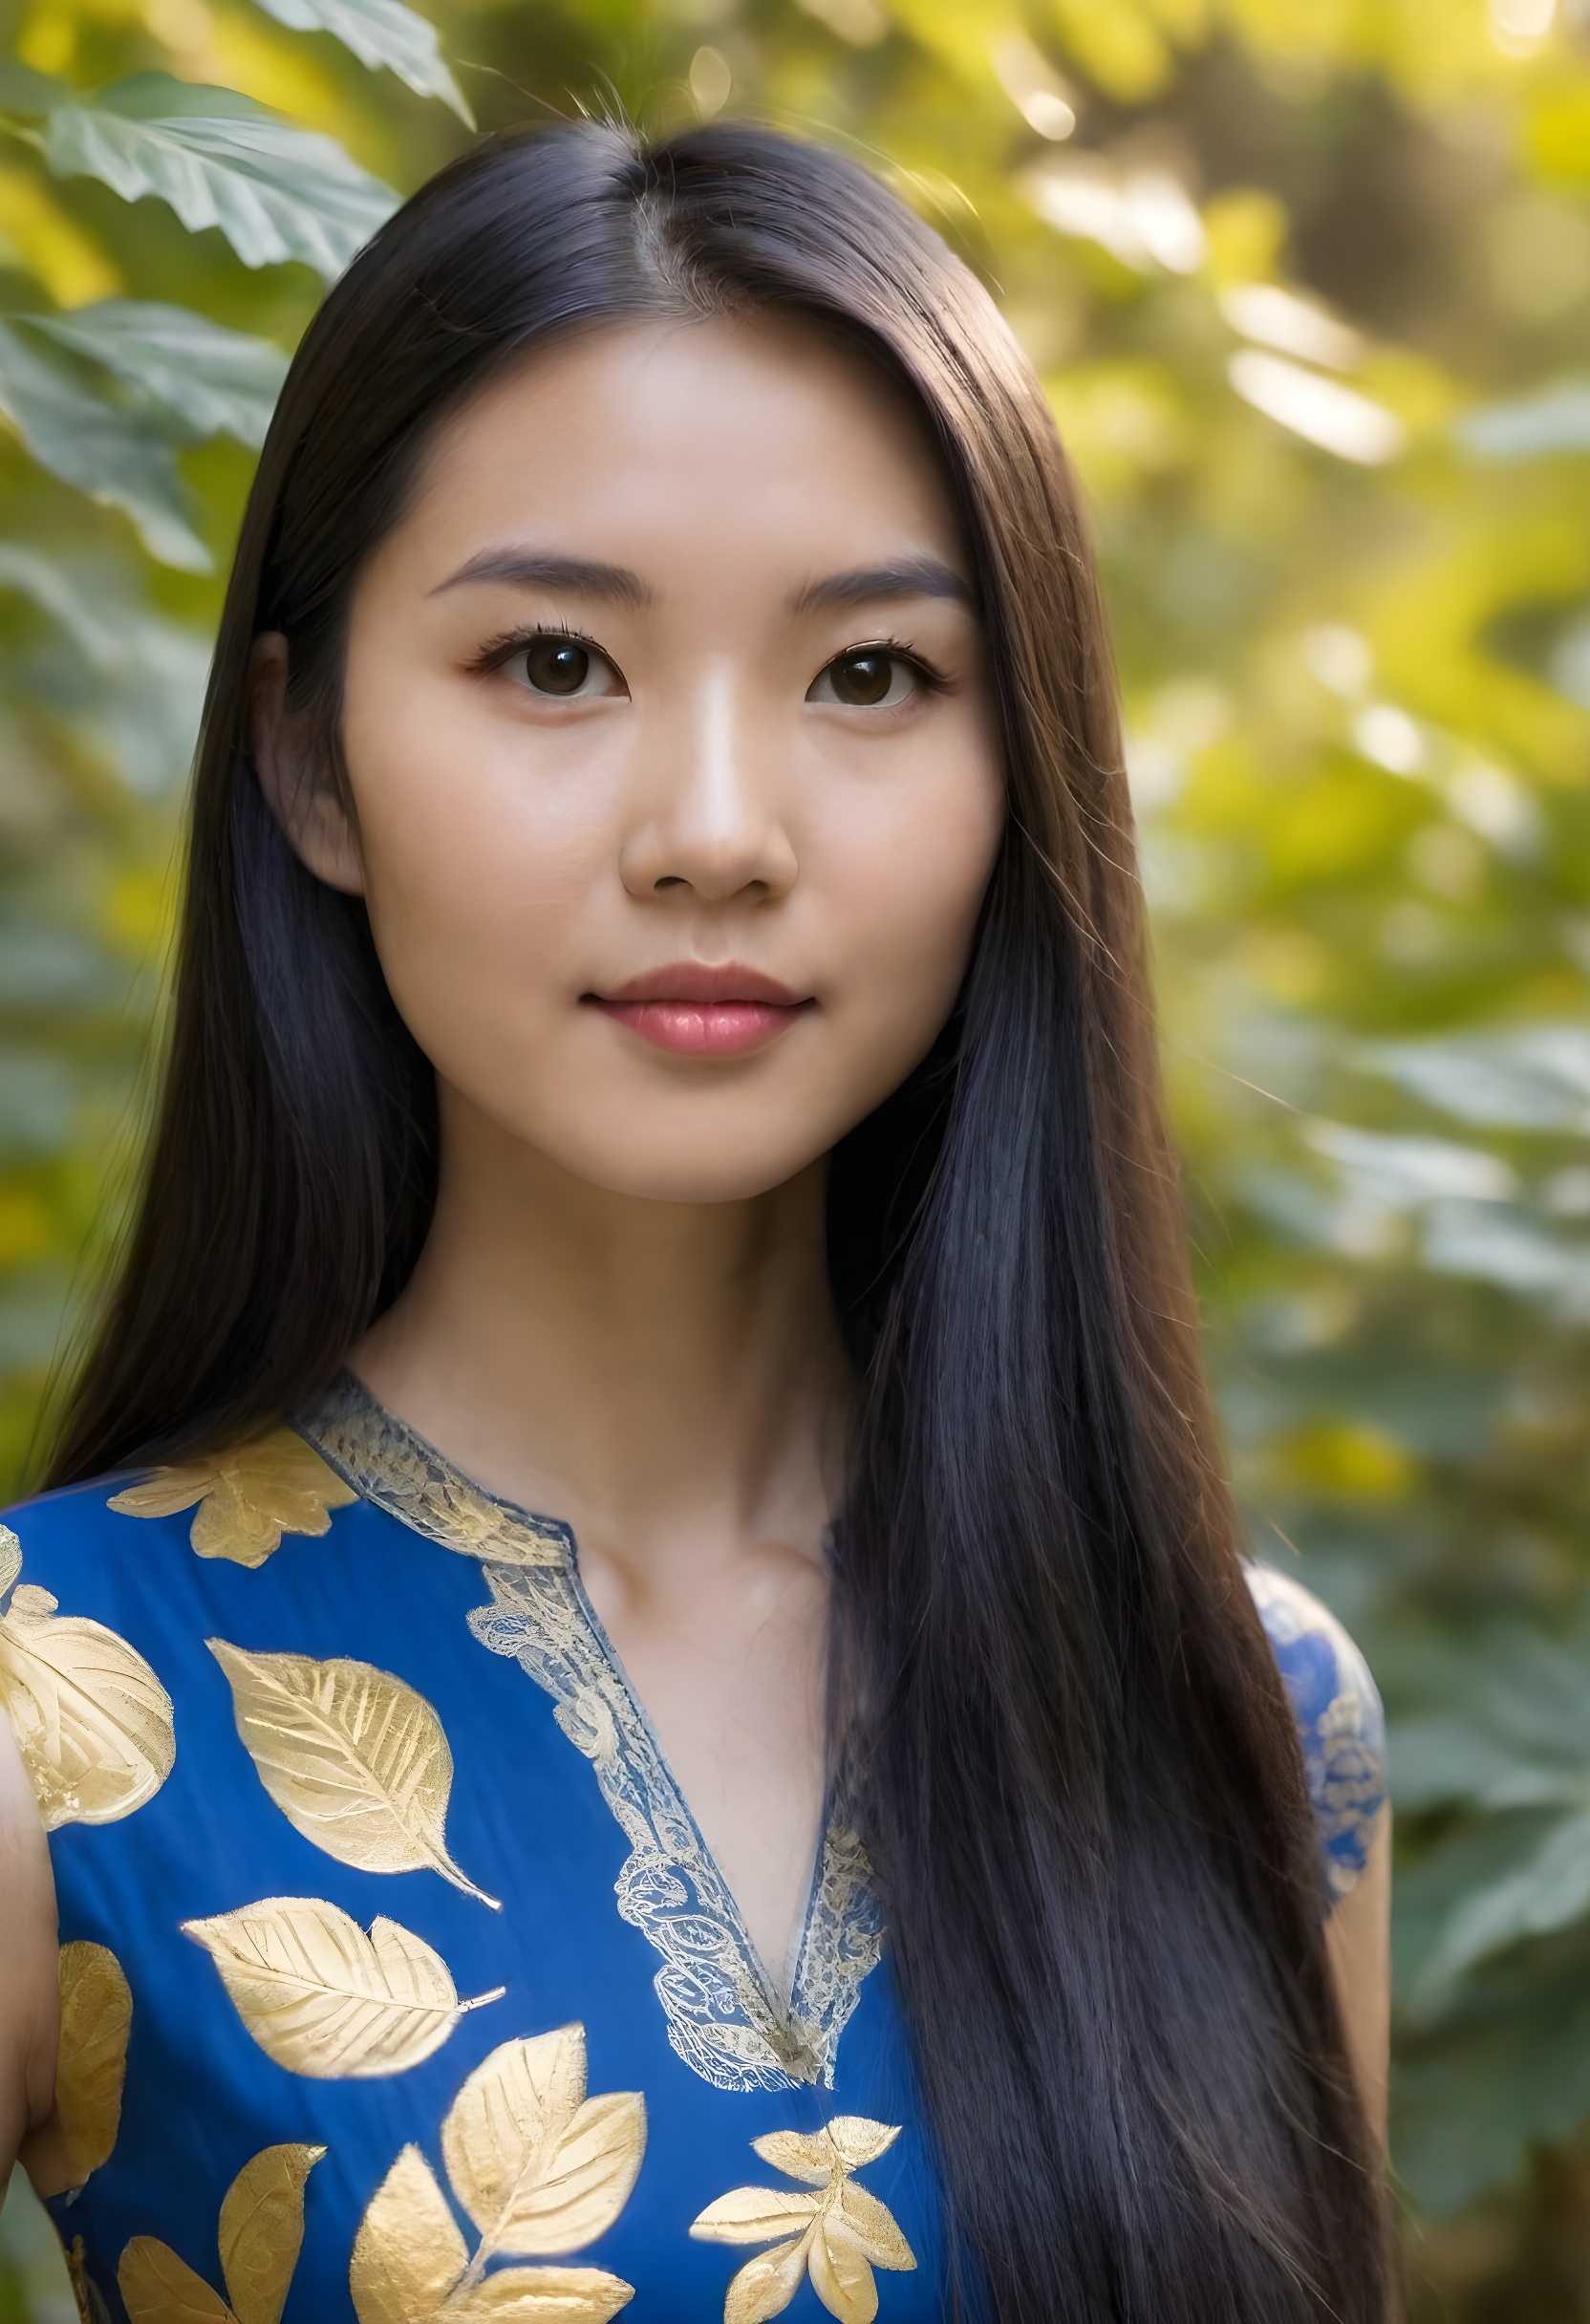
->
[1, 0, 1590, 2313]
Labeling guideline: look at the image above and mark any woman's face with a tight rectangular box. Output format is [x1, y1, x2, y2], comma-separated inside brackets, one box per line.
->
[267, 312, 1004, 1203]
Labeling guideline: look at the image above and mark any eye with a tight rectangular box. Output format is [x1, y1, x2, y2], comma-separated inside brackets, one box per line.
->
[503, 633, 625, 699]
[806, 648, 924, 710]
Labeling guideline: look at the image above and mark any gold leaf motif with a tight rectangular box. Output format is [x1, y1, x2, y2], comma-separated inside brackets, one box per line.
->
[66, 2235, 115, 2324]
[183, 1895, 504, 2077]
[722, 2238, 813, 2324]
[350, 2144, 470, 2324]
[118, 2237, 233, 2322]
[446, 2269, 635, 2318]
[208, 1640, 499, 1908]
[108, 1430, 356, 1568]
[349, 2025, 643, 2324]
[691, 2117, 915, 2324]
[441, 2028, 645, 2256]
[22, 1941, 133, 2196]
[218, 2143, 324, 2324]
[0, 1574, 175, 1829]
[118, 2145, 323, 2324]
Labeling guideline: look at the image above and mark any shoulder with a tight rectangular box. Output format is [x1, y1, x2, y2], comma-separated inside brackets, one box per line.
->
[1243, 1562, 1387, 1904]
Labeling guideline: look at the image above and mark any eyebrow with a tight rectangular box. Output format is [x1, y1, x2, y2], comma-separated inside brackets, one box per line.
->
[788, 557, 975, 616]
[428, 549, 654, 606]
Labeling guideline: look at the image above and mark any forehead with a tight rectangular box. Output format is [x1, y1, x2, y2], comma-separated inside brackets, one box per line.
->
[395, 311, 962, 579]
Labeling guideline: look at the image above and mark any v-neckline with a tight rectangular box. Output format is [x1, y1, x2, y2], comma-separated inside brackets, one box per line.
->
[297, 1370, 885, 2093]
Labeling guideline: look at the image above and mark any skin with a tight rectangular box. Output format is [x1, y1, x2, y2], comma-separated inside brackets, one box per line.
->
[0, 312, 1389, 2188]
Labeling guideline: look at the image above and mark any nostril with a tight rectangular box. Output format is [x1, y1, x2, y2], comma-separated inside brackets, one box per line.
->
[654, 875, 688, 891]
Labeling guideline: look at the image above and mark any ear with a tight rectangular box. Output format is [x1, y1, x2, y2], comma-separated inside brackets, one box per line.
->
[248, 633, 365, 896]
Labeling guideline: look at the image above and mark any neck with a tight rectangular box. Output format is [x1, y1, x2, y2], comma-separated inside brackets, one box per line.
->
[354, 1085, 855, 1579]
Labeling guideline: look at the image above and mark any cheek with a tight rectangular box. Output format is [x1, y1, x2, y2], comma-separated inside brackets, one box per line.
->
[815, 757, 1004, 1065]
[340, 690, 606, 1016]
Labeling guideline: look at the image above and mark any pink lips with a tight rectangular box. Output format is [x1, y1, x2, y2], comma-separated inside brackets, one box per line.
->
[586, 961, 812, 1058]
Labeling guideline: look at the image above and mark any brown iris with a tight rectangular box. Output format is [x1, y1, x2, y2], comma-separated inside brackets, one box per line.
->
[828, 649, 894, 705]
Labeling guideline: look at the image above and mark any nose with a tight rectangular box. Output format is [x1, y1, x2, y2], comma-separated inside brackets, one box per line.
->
[618, 661, 798, 904]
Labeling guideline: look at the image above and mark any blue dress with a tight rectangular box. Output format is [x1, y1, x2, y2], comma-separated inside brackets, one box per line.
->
[0, 1375, 1386, 2324]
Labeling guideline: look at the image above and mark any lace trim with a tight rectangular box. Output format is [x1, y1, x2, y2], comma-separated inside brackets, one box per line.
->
[298, 1373, 884, 2094]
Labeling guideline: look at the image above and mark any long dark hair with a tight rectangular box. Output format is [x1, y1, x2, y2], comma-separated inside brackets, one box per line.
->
[47, 120, 1390, 2322]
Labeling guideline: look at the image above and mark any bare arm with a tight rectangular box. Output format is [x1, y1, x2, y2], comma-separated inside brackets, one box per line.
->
[1324, 1806, 1391, 2141]
[0, 1712, 57, 2186]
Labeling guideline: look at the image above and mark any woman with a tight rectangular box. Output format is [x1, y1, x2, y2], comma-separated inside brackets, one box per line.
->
[0, 120, 1391, 2323]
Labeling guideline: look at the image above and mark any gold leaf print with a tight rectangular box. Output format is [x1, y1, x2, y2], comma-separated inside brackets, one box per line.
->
[66, 2235, 115, 2324]
[349, 2023, 643, 2324]
[690, 2117, 916, 2324]
[208, 1640, 499, 1908]
[118, 2143, 323, 2324]
[350, 2144, 468, 2324]
[108, 1430, 357, 1568]
[22, 1941, 133, 2197]
[183, 1895, 504, 2077]
[0, 1561, 175, 1829]
[441, 2028, 646, 2256]
[218, 2144, 326, 2324]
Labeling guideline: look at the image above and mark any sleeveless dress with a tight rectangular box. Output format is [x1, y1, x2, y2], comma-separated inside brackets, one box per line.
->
[0, 1375, 1387, 2324]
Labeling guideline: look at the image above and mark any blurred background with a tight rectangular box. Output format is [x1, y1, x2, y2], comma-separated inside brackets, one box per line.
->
[0, 0, 1586, 2314]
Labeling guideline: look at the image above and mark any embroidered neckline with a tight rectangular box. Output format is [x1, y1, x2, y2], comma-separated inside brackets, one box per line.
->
[296, 1371, 884, 2095]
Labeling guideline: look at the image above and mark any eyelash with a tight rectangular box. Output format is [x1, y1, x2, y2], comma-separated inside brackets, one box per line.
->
[466, 626, 950, 692]
[849, 636, 948, 692]
[468, 620, 599, 677]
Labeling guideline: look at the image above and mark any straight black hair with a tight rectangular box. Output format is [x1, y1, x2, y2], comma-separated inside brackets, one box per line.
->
[48, 119, 1392, 2322]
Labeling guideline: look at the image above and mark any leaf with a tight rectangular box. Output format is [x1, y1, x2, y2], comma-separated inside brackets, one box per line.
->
[825, 2120, 899, 2170]
[350, 2143, 467, 2324]
[445, 2267, 635, 2320]
[1420, 1809, 1590, 2001]
[249, 0, 472, 123]
[721, 2236, 815, 2324]
[807, 2212, 879, 2324]
[692, 2118, 913, 2319]
[748, 2130, 834, 2185]
[118, 2237, 234, 2323]
[441, 2028, 646, 2256]
[0, 1525, 18, 1598]
[0, 319, 207, 570]
[0, 1582, 176, 1827]
[66, 2236, 116, 2324]
[218, 2143, 324, 2324]
[113, 1431, 356, 1566]
[44, 75, 398, 281]
[689, 2187, 823, 2246]
[208, 1639, 498, 1906]
[55, 1941, 132, 2182]
[835, 2184, 913, 2272]
[20, 302, 289, 448]
[183, 1895, 502, 2077]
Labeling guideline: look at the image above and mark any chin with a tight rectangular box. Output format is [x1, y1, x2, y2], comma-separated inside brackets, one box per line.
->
[545, 1128, 831, 1207]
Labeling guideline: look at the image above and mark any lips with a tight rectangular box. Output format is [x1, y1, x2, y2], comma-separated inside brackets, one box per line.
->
[584, 961, 812, 1059]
